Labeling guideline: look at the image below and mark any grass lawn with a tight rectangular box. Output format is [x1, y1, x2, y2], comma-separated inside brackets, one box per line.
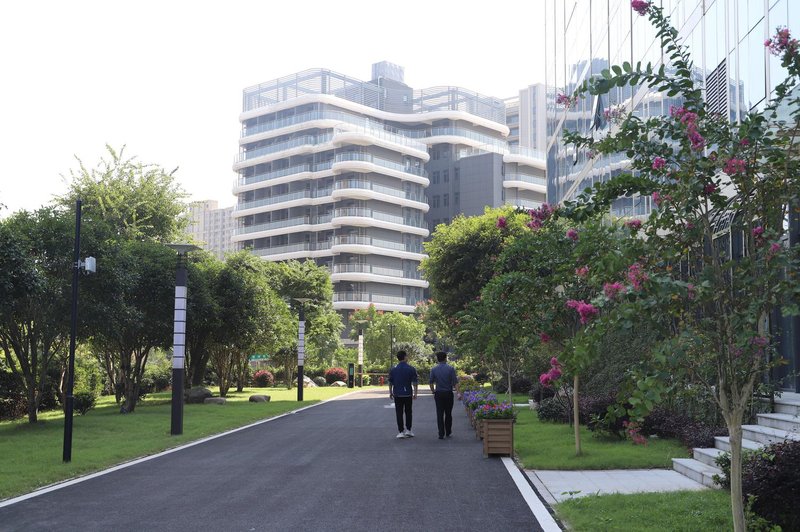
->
[513, 408, 689, 469]
[555, 489, 732, 531]
[0, 386, 362, 500]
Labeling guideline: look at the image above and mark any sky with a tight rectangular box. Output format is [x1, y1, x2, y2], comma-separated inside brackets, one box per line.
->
[0, 0, 546, 215]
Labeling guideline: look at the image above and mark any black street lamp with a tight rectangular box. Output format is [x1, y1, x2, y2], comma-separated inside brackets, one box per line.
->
[63, 199, 96, 463]
[166, 243, 199, 436]
[295, 298, 312, 402]
[354, 319, 368, 387]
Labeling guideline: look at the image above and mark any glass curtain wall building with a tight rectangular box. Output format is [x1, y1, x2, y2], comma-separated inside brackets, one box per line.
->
[233, 63, 545, 328]
[544, 0, 800, 391]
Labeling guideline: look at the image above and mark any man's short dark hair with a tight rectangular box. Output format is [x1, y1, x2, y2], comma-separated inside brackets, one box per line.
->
[435, 351, 447, 362]
[396, 350, 407, 361]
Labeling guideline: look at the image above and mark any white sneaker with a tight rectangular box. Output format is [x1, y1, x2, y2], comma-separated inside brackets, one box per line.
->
[404, 429, 415, 438]
[396, 432, 407, 439]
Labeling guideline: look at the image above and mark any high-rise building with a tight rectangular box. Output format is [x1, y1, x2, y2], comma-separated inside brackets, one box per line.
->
[544, 0, 799, 389]
[184, 200, 235, 260]
[232, 63, 546, 327]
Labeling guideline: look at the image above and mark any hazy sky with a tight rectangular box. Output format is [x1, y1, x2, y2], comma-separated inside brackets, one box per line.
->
[0, 1, 546, 215]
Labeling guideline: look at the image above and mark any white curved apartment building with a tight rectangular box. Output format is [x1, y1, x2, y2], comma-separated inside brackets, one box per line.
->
[233, 62, 546, 323]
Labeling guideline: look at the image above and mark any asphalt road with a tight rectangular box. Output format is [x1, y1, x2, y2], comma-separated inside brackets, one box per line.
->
[0, 389, 544, 531]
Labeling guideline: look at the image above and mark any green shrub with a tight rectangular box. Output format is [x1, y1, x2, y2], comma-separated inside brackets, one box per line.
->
[73, 391, 97, 415]
[537, 397, 569, 423]
[313, 376, 326, 387]
[361, 374, 371, 386]
[743, 440, 800, 530]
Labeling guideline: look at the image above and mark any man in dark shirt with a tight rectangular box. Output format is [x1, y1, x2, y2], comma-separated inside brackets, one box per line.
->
[388, 350, 418, 439]
[429, 351, 458, 439]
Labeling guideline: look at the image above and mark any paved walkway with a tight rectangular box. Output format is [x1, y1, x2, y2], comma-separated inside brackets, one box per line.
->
[527, 469, 707, 504]
[0, 389, 557, 532]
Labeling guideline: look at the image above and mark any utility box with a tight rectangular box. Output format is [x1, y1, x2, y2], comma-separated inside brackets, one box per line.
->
[347, 363, 355, 388]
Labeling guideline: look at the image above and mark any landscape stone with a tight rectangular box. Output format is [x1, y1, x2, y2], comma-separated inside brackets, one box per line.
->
[331, 381, 346, 387]
[203, 397, 226, 405]
[185, 387, 213, 404]
[249, 395, 271, 403]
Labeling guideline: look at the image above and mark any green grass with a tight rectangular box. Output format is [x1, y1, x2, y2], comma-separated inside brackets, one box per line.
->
[513, 408, 689, 469]
[0, 386, 361, 500]
[555, 489, 732, 531]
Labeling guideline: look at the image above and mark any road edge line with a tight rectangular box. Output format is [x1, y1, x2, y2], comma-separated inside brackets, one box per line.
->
[501, 457, 562, 532]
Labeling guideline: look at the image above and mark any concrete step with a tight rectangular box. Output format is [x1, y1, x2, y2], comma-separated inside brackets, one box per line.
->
[742, 424, 800, 445]
[714, 436, 763, 452]
[693, 447, 726, 468]
[774, 397, 800, 416]
[757, 412, 800, 432]
[672, 458, 722, 488]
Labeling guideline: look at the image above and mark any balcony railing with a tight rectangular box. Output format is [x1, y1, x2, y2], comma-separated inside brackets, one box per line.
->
[333, 152, 427, 178]
[332, 292, 417, 306]
[235, 133, 333, 163]
[333, 235, 423, 254]
[504, 173, 547, 187]
[234, 214, 333, 235]
[250, 240, 332, 257]
[238, 160, 334, 187]
[235, 187, 333, 211]
[333, 208, 427, 229]
[332, 264, 420, 279]
[334, 179, 425, 203]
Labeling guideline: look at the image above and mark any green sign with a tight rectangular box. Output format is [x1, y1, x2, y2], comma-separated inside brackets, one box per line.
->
[248, 354, 270, 361]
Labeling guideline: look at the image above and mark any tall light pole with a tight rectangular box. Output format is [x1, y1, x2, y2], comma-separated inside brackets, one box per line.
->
[295, 298, 312, 402]
[354, 319, 368, 387]
[63, 199, 96, 463]
[167, 243, 199, 436]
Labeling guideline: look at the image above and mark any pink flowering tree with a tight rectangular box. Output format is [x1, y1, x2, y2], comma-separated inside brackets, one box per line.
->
[559, 3, 800, 529]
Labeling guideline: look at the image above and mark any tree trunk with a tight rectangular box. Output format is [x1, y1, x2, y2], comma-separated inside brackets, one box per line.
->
[190, 356, 210, 387]
[121, 375, 139, 413]
[573, 374, 582, 456]
[26, 384, 38, 424]
[727, 422, 746, 532]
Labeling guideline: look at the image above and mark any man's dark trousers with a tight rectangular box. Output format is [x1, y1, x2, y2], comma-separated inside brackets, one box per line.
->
[395, 396, 413, 432]
[434, 391, 454, 437]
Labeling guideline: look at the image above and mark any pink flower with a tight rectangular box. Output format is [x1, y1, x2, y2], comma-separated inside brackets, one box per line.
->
[540, 333, 551, 344]
[751, 336, 769, 348]
[625, 219, 642, 230]
[627, 262, 649, 291]
[766, 27, 799, 57]
[768, 242, 781, 259]
[685, 222, 695, 230]
[539, 373, 552, 387]
[740, 138, 750, 147]
[604, 282, 625, 300]
[723, 158, 746, 175]
[556, 93, 576, 107]
[752, 226, 764, 238]
[631, 0, 650, 16]
[653, 191, 671, 207]
[566, 299, 599, 324]
[550, 357, 561, 367]
[527, 219, 542, 230]
[688, 129, 705, 150]
[496, 216, 507, 229]
[651, 157, 666, 170]
[567, 228, 579, 241]
[575, 266, 589, 278]
[704, 183, 717, 195]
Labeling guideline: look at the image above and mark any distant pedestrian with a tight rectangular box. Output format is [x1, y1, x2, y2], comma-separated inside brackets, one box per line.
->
[388, 350, 418, 439]
[429, 351, 458, 439]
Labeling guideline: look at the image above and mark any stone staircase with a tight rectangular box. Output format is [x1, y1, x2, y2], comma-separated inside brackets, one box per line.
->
[672, 392, 800, 488]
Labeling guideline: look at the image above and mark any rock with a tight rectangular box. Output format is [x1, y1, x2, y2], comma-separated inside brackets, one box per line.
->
[249, 395, 271, 403]
[203, 397, 226, 405]
[331, 381, 347, 387]
[185, 387, 213, 404]
[303, 375, 317, 388]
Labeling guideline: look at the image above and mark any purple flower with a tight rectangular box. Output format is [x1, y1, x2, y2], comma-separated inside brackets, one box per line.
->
[631, 0, 650, 16]
[651, 157, 666, 170]
[752, 226, 765, 238]
[556, 93, 576, 107]
[704, 183, 718, 195]
[566, 299, 599, 324]
[625, 219, 642, 230]
[496, 216, 507, 229]
[627, 262, 649, 291]
[566, 228, 579, 241]
[603, 282, 625, 300]
[723, 158, 746, 175]
[540, 333, 551, 344]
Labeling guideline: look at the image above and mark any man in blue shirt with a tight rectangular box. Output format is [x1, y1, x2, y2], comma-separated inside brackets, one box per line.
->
[429, 351, 458, 439]
[388, 350, 418, 439]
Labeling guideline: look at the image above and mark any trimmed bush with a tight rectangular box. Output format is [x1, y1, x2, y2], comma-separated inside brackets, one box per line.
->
[324, 367, 347, 385]
[641, 406, 727, 449]
[312, 376, 326, 387]
[253, 370, 275, 387]
[73, 391, 97, 415]
[742, 440, 800, 530]
[473, 372, 489, 384]
[494, 375, 534, 394]
[536, 397, 569, 423]
[528, 381, 556, 402]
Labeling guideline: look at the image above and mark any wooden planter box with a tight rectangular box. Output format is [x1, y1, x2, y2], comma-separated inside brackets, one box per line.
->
[481, 418, 514, 457]
[475, 418, 483, 439]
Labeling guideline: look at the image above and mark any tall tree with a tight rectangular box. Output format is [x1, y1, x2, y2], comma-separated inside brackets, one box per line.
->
[348, 306, 428, 369]
[0, 208, 73, 423]
[185, 253, 223, 386]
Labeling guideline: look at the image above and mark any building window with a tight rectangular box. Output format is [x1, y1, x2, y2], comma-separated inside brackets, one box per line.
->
[432, 195, 440, 208]
[443, 169, 449, 183]
[454, 167, 460, 183]
[454, 192, 460, 206]
[432, 171, 440, 184]
[432, 149, 440, 160]
[443, 194, 449, 207]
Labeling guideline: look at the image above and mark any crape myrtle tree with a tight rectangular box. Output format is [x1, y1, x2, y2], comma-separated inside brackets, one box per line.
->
[184, 252, 223, 387]
[558, 2, 800, 529]
[0, 208, 73, 423]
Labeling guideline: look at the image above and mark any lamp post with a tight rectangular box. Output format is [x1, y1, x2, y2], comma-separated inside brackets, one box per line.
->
[63, 199, 96, 463]
[354, 319, 368, 387]
[166, 243, 199, 436]
[295, 298, 312, 402]
[388, 323, 396, 376]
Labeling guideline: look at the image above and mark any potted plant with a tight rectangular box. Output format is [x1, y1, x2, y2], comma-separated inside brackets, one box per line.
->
[473, 401, 515, 457]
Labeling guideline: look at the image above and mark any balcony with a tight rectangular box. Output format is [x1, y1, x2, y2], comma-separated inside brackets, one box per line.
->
[233, 213, 333, 236]
[333, 179, 426, 203]
[235, 134, 333, 163]
[250, 240, 332, 258]
[235, 188, 333, 212]
[332, 263, 422, 280]
[332, 291, 419, 312]
[237, 161, 334, 188]
[332, 152, 427, 179]
[332, 208, 428, 232]
[504, 173, 547, 187]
